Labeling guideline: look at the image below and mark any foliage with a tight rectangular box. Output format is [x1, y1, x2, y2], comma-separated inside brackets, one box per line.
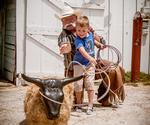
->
[125, 72, 150, 85]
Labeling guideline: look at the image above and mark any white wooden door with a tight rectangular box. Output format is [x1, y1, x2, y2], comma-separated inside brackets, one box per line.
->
[26, 0, 64, 77]
[25, 0, 105, 77]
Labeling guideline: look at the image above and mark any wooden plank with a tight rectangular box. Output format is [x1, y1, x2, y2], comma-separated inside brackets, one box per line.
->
[48, 0, 64, 10]
[27, 26, 59, 36]
[0, 33, 2, 44]
[4, 59, 15, 72]
[4, 56, 15, 65]
[0, 48, 2, 54]
[7, 9, 16, 17]
[7, 4, 16, 10]
[6, 17, 16, 23]
[5, 43, 15, 50]
[4, 48, 15, 58]
[6, 30, 16, 36]
[0, 60, 1, 69]
[65, 1, 105, 10]
[4, 50, 15, 80]
[27, 0, 43, 26]
[27, 34, 63, 61]
[5, 35, 16, 44]
[6, 0, 16, 4]
[6, 22, 16, 30]
[4, 70, 14, 81]
[4, 0, 16, 82]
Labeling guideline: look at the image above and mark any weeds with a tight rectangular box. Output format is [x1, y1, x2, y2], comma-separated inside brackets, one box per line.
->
[125, 72, 150, 85]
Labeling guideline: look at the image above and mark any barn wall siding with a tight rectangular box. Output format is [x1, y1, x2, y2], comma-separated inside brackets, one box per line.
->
[0, 32, 2, 73]
[0, 0, 5, 76]
[0, 10, 2, 73]
[4, 0, 16, 81]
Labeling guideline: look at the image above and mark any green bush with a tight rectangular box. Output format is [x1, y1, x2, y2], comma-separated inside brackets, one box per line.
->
[125, 72, 150, 84]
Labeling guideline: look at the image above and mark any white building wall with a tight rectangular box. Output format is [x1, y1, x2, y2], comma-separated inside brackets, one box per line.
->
[16, 0, 150, 76]
[105, 0, 150, 73]
[123, 0, 136, 71]
[140, 0, 150, 74]
[106, 0, 124, 66]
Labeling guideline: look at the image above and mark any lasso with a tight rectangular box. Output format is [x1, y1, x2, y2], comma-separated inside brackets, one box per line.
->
[66, 60, 110, 105]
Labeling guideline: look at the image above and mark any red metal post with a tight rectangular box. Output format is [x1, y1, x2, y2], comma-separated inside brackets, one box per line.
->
[131, 11, 143, 82]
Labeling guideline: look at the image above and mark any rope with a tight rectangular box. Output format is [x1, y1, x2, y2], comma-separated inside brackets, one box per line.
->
[39, 89, 68, 105]
[96, 45, 122, 71]
[96, 45, 122, 104]
[39, 45, 121, 107]
[66, 61, 111, 106]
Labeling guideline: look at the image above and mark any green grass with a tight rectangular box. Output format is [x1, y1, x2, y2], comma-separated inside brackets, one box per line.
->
[125, 72, 150, 85]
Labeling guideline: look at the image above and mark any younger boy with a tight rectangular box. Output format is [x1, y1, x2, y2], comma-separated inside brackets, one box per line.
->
[73, 16, 103, 115]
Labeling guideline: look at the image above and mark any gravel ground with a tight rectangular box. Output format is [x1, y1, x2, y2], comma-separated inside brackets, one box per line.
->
[0, 82, 150, 125]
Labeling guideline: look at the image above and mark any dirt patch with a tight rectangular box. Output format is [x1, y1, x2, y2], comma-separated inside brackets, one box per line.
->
[69, 85, 150, 125]
[0, 83, 150, 125]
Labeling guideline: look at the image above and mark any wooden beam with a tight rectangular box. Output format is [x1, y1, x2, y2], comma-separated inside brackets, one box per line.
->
[27, 34, 63, 61]
[48, 0, 64, 10]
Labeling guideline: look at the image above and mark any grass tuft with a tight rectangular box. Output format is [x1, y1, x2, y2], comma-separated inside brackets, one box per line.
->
[125, 72, 150, 85]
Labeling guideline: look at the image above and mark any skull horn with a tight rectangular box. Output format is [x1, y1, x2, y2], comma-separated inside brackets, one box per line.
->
[61, 75, 84, 87]
[21, 74, 44, 88]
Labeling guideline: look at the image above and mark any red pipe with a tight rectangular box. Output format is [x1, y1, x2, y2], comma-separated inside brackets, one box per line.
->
[131, 11, 143, 82]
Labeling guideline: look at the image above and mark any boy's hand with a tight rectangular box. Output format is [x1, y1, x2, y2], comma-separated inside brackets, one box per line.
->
[98, 43, 106, 49]
[94, 39, 106, 49]
[89, 57, 97, 65]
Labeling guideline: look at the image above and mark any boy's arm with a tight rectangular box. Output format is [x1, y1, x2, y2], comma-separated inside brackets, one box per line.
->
[78, 47, 97, 65]
[94, 32, 106, 49]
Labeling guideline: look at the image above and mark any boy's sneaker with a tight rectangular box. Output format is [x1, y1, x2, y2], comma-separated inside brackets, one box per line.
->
[75, 107, 82, 113]
[86, 107, 95, 115]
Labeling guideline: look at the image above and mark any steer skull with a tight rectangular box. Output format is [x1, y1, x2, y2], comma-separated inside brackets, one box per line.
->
[21, 74, 83, 119]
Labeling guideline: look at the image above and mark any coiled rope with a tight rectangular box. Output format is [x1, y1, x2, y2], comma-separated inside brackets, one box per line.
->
[40, 45, 121, 106]
[66, 61, 111, 106]
[97, 45, 122, 71]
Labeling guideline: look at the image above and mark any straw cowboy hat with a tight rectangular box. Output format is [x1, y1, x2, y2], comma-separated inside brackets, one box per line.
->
[58, 5, 82, 19]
